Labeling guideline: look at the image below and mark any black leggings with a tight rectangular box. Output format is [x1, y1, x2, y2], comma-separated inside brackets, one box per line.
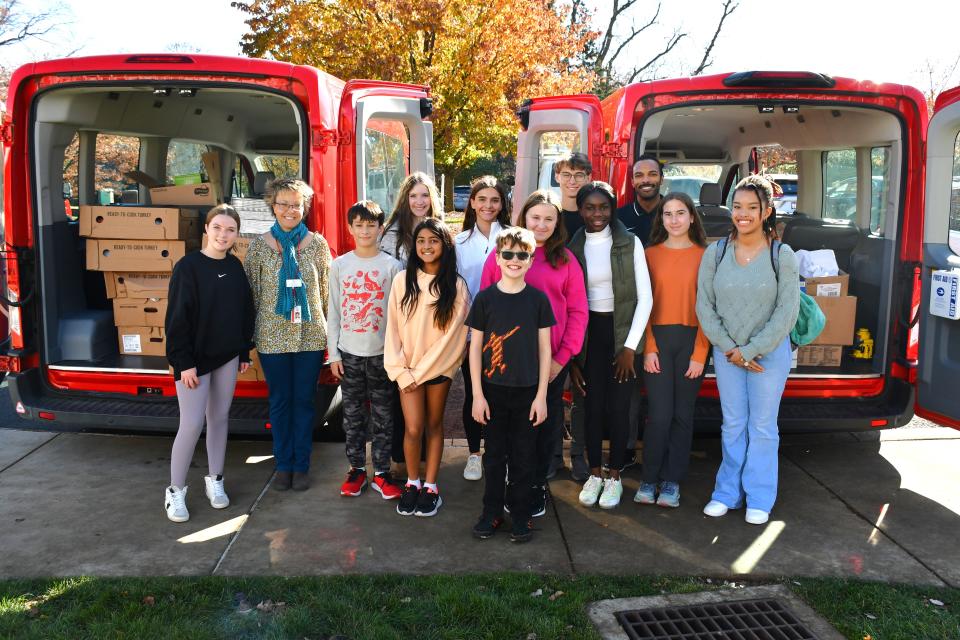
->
[461, 357, 483, 454]
[641, 325, 704, 483]
[584, 313, 633, 471]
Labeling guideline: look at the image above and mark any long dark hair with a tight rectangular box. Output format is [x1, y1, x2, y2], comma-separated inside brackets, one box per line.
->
[648, 192, 707, 247]
[729, 174, 778, 241]
[461, 175, 511, 235]
[518, 190, 568, 268]
[401, 218, 461, 330]
[383, 172, 442, 257]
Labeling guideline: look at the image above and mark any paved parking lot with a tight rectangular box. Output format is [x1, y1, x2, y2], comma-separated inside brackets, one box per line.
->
[1, 386, 957, 585]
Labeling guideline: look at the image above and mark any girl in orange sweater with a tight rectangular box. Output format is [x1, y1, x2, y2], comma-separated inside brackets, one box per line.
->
[385, 218, 469, 517]
[637, 192, 710, 508]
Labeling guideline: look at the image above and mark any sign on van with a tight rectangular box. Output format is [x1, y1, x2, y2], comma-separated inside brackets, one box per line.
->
[79, 205, 200, 241]
[85, 239, 185, 272]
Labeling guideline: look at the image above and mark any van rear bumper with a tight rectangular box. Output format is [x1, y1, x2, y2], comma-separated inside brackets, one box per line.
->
[7, 368, 343, 438]
[693, 376, 914, 432]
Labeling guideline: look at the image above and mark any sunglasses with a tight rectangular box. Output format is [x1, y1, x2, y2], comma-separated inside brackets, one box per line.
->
[499, 250, 531, 261]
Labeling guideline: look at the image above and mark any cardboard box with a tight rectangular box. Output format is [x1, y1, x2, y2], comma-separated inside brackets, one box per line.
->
[797, 344, 843, 367]
[79, 205, 200, 240]
[810, 295, 857, 346]
[117, 326, 166, 356]
[86, 239, 185, 272]
[104, 272, 172, 299]
[802, 271, 850, 297]
[202, 234, 254, 262]
[112, 297, 168, 327]
[149, 183, 222, 207]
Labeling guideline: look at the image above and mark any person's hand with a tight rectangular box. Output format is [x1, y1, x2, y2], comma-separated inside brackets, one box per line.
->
[724, 347, 764, 373]
[529, 395, 548, 426]
[613, 347, 636, 383]
[329, 360, 344, 380]
[549, 359, 564, 382]
[472, 396, 490, 425]
[180, 368, 199, 389]
[401, 380, 418, 393]
[684, 360, 705, 379]
[643, 352, 660, 374]
[239, 361, 251, 374]
[570, 363, 586, 396]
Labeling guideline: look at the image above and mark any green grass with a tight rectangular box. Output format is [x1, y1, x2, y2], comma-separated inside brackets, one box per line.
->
[0, 575, 956, 639]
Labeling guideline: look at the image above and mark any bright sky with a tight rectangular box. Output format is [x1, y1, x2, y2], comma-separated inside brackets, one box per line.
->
[5, 0, 960, 95]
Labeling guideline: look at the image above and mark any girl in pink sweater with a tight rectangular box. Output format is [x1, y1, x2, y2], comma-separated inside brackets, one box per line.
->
[480, 190, 588, 516]
[385, 218, 469, 517]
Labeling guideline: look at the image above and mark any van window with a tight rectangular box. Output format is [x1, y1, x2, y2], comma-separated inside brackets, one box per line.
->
[363, 119, 409, 214]
[822, 149, 857, 221]
[870, 147, 891, 236]
[539, 132, 581, 201]
[662, 164, 722, 205]
[94, 134, 141, 205]
[950, 132, 960, 255]
[166, 140, 209, 184]
[233, 156, 254, 198]
[255, 155, 299, 181]
[63, 133, 79, 217]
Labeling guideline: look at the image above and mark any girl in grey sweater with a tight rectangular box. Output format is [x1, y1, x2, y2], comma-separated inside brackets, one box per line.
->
[696, 175, 799, 526]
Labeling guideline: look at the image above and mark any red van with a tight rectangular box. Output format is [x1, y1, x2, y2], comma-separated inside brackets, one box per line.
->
[512, 72, 960, 431]
[0, 54, 435, 433]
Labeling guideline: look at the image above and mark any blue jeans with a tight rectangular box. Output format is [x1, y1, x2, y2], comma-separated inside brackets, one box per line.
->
[259, 350, 325, 473]
[711, 338, 791, 512]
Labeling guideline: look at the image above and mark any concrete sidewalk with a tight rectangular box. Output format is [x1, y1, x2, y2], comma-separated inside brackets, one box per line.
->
[0, 425, 957, 586]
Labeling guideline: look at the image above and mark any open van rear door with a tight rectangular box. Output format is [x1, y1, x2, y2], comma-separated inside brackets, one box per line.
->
[916, 86, 960, 429]
[513, 95, 603, 219]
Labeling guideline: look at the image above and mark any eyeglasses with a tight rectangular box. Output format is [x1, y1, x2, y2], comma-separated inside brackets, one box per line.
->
[273, 202, 303, 213]
[499, 250, 531, 261]
[558, 171, 588, 182]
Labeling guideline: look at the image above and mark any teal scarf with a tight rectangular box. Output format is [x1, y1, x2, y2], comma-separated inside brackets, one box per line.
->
[270, 221, 312, 322]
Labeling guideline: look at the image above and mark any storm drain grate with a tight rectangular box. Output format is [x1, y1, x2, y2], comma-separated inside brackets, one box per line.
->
[615, 598, 820, 640]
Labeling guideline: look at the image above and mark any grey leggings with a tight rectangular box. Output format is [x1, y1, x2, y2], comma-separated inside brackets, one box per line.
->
[170, 357, 239, 488]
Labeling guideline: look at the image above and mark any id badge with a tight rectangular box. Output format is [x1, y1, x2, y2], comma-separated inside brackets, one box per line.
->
[290, 305, 302, 324]
[286, 278, 303, 289]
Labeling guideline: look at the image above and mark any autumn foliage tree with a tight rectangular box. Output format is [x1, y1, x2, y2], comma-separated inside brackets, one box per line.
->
[233, 0, 596, 194]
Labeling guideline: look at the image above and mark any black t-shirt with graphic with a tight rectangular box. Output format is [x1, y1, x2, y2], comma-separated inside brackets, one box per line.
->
[467, 284, 556, 388]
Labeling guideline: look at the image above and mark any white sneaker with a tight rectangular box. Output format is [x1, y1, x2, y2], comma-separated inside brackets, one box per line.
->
[578, 475, 603, 507]
[703, 500, 729, 517]
[598, 478, 623, 509]
[745, 508, 769, 525]
[204, 474, 230, 509]
[463, 454, 482, 481]
[165, 485, 189, 522]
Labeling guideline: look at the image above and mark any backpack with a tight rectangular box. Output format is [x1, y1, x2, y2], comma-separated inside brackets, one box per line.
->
[715, 238, 825, 347]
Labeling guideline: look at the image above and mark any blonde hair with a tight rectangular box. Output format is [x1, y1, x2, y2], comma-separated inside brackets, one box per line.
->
[265, 178, 314, 210]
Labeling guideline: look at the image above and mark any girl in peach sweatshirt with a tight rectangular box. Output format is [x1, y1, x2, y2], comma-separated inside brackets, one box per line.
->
[385, 218, 469, 517]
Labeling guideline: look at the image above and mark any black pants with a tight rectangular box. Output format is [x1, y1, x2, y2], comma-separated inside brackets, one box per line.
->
[481, 382, 537, 522]
[641, 325, 704, 483]
[461, 357, 483, 454]
[534, 365, 569, 487]
[584, 313, 634, 471]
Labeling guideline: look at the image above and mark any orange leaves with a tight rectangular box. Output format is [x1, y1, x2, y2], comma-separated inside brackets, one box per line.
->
[235, 0, 596, 173]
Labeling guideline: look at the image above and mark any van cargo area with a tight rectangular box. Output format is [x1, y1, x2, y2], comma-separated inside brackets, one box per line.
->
[637, 102, 906, 378]
[31, 85, 303, 376]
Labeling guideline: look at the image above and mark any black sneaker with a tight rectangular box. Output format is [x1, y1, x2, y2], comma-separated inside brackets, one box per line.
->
[414, 487, 442, 517]
[472, 514, 504, 539]
[397, 484, 420, 516]
[531, 485, 547, 518]
[510, 519, 533, 544]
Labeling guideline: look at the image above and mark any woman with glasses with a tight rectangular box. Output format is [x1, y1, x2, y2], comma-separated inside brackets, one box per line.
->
[245, 178, 332, 492]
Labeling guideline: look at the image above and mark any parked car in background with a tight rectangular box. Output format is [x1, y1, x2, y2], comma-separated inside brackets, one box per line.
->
[768, 173, 798, 214]
[453, 185, 471, 211]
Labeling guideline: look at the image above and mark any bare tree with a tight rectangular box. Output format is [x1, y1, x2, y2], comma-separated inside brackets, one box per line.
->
[0, 0, 67, 49]
[921, 53, 960, 117]
[575, 0, 739, 97]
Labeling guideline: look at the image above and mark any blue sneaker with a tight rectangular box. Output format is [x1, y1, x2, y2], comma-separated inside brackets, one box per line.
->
[633, 482, 657, 504]
[656, 482, 680, 508]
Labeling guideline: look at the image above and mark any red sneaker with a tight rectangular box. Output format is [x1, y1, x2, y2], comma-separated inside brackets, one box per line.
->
[371, 473, 402, 500]
[340, 468, 367, 496]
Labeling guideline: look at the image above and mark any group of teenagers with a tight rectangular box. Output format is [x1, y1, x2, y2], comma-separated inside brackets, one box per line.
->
[163, 151, 800, 544]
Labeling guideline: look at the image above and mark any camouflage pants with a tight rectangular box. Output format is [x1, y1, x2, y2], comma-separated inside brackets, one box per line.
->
[341, 352, 394, 473]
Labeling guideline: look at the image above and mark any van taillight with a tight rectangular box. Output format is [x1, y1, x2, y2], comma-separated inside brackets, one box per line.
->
[125, 55, 195, 64]
[723, 71, 835, 89]
[38, 411, 55, 420]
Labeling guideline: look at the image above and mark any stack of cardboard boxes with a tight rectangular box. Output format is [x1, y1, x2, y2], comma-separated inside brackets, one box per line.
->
[82, 204, 202, 356]
[797, 270, 857, 367]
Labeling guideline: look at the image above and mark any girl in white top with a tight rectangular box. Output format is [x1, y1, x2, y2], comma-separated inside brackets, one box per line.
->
[454, 176, 511, 480]
[379, 172, 443, 266]
[568, 181, 652, 510]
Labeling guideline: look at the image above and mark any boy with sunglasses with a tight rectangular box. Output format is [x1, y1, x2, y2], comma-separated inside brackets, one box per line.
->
[467, 228, 555, 543]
